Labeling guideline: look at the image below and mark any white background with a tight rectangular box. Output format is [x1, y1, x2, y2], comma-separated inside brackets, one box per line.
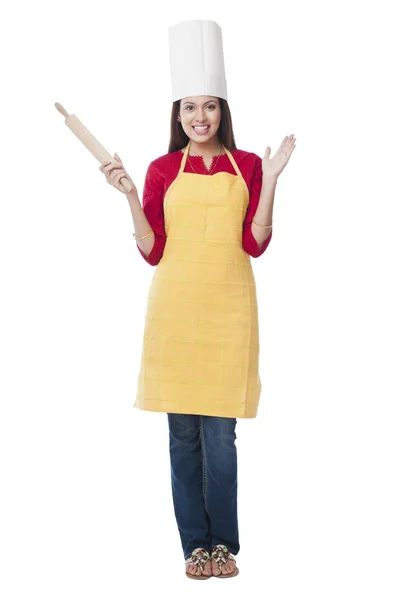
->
[1, 0, 398, 598]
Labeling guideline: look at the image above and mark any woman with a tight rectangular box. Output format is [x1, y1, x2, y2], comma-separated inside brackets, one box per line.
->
[99, 95, 296, 579]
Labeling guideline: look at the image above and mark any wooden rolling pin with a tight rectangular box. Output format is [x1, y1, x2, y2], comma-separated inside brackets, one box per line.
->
[55, 102, 133, 193]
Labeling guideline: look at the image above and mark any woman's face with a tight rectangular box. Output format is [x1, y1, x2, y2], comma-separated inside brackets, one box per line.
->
[178, 96, 221, 143]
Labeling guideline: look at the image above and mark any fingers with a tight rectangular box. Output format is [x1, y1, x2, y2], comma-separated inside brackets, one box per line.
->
[287, 135, 296, 154]
[98, 152, 122, 171]
[99, 160, 118, 174]
[98, 155, 133, 192]
[99, 161, 128, 188]
[278, 134, 296, 154]
[286, 134, 295, 146]
[109, 168, 126, 185]
[98, 159, 126, 188]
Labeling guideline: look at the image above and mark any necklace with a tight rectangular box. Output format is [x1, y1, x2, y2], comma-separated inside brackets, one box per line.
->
[186, 143, 224, 175]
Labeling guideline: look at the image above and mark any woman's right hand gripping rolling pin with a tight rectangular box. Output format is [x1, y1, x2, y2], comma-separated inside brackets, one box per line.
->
[99, 153, 137, 195]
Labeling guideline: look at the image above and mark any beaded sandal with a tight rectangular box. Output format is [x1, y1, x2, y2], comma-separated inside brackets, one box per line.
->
[185, 548, 212, 580]
[211, 544, 240, 578]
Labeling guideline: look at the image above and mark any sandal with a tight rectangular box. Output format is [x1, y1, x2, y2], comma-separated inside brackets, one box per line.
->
[211, 544, 240, 578]
[185, 548, 212, 580]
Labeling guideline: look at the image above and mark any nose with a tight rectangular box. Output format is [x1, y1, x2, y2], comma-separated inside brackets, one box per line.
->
[193, 109, 207, 123]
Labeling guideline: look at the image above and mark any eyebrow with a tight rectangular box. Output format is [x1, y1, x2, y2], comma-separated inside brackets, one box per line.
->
[182, 100, 217, 105]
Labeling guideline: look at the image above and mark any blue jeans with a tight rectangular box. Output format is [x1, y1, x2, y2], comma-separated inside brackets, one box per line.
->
[167, 413, 240, 561]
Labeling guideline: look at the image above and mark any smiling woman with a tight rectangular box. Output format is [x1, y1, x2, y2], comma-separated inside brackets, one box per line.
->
[125, 18, 292, 582]
[177, 97, 221, 153]
[94, 17, 297, 581]
[169, 95, 236, 156]
[132, 19, 272, 581]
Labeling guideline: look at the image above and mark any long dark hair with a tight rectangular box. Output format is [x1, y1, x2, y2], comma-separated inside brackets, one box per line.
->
[167, 97, 237, 153]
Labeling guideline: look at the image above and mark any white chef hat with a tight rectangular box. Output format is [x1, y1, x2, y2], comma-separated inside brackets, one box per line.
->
[168, 19, 228, 102]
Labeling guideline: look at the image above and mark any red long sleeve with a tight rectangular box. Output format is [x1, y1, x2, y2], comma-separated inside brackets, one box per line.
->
[242, 154, 273, 257]
[136, 161, 167, 266]
[136, 149, 273, 266]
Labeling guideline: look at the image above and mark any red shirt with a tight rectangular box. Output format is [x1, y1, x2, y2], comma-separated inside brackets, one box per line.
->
[136, 148, 273, 265]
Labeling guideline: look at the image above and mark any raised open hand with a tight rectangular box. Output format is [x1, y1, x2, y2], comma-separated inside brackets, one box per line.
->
[262, 134, 296, 180]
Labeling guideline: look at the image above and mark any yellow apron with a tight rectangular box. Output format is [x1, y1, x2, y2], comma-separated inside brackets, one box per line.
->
[135, 140, 262, 418]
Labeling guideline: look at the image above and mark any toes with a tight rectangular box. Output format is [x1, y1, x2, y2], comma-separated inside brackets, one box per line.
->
[187, 562, 207, 577]
[222, 560, 235, 574]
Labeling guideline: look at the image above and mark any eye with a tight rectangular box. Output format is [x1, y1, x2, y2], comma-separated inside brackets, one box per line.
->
[184, 104, 216, 111]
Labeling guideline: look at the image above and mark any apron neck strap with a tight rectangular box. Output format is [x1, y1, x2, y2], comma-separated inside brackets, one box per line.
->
[179, 139, 241, 177]
[223, 146, 241, 177]
[179, 140, 191, 175]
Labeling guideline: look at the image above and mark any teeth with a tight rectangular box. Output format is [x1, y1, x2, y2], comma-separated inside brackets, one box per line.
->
[194, 126, 209, 130]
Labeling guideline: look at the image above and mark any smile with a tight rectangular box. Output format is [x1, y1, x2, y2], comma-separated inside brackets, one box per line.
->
[193, 125, 210, 134]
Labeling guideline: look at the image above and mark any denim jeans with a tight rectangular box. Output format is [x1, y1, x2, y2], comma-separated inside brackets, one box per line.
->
[167, 413, 240, 561]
